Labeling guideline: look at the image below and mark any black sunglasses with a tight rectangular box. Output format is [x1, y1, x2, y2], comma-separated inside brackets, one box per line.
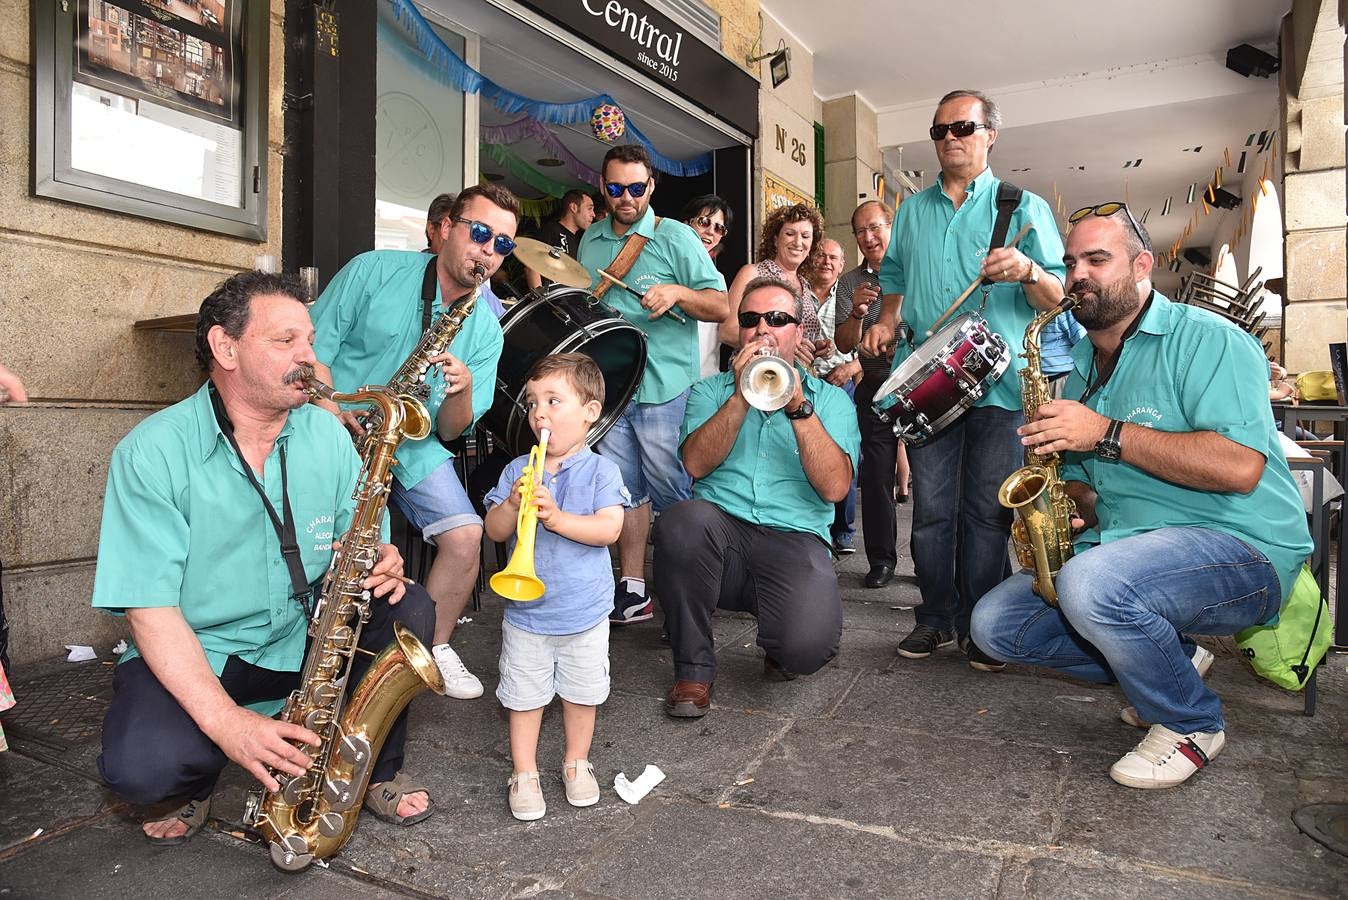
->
[453, 217, 517, 256]
[738, 310, 799, 328]
[928, 120, 990, 141]
[692, 214, 727, 235]
[604, 181, 649, 199]
[1068, 202, 1149, 251]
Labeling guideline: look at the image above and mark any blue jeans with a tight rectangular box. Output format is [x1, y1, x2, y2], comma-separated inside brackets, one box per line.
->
[598, 393, 693, 511]
[971, 527, 1281, 734]
[908, 405, 1023, 635]
[831, 381, 857, 540]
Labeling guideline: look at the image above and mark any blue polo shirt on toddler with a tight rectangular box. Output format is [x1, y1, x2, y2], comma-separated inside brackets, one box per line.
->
[485, 447, 631, 634]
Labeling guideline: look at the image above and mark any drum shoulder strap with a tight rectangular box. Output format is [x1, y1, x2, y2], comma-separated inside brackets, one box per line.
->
[593, 217, 661, 299]
[981, 181, 1023, 287]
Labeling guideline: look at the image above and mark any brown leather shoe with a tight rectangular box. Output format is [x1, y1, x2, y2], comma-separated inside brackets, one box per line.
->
[664, 680, 712, 718]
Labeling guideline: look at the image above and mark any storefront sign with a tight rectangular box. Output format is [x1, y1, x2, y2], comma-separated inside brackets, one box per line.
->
[763, 169, 815, 219]
[520, 0, 758, 136]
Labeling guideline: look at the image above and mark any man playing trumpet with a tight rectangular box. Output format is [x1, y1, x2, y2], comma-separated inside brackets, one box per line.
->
[655, 277, 861, 718]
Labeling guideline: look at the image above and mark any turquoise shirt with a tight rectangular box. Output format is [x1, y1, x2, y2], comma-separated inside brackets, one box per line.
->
[878, 168, 1067, 409]
[1060, 292, 1312, 605]
[680, 369, 862, 543]
[576, 207, 726, 405]
[312, 250, 504, 488]
[92, 384, 373, 713]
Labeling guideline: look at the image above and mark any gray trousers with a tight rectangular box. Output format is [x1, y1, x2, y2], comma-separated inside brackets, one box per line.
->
[654, 500, 842, 682]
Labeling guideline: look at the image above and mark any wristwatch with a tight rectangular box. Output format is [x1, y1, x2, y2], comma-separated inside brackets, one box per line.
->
[785, 399, 815, 420]
[1094, 419, 1123, 461]
[1021, 262, 1040, 285]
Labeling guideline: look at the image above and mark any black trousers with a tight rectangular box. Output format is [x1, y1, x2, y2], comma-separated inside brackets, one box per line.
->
[855, 376, 900, 568]
[98, 585, 435, 806]
[654, 500, 842, 682]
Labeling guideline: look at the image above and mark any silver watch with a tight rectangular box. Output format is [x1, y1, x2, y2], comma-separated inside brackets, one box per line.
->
[1022, 262, 1040, 285]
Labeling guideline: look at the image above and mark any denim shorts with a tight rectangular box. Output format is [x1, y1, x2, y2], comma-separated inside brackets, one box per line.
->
[597, 393, 693, 511]
[496, 618, 610, 710]
[391, 458, 481, 542]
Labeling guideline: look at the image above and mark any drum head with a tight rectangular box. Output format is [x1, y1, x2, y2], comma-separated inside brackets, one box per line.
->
[488, 288, 647, 456]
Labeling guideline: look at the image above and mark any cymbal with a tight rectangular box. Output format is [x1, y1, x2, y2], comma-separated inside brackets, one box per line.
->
[512, 237, 592, 289]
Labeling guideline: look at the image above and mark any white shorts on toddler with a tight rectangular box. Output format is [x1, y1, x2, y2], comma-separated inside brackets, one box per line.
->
[497, 618, 610, 710]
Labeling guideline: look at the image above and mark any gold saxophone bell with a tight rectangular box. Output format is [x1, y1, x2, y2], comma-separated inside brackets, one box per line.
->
[490, 428, 549, 602]
[741, 347, 795, 412]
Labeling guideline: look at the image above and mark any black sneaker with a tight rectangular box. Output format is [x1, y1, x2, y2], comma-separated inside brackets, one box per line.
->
[610, 588, 654, 625]
[960, 636, 1007, 673]
[832, 533, 856, 555]
[896, 624, 955, 659]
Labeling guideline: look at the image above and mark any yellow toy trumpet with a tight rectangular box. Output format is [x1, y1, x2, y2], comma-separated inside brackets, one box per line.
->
[490, 428, 549, 601]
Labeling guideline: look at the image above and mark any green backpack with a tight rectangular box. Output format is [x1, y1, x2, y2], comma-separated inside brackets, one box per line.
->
[1235, 564, 1332, 690]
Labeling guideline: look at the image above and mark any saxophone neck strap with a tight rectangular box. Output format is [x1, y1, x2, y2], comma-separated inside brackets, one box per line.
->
[421, 255, 438, 332]
[592, 217, 660, 300]
[209, 385, 311, 603]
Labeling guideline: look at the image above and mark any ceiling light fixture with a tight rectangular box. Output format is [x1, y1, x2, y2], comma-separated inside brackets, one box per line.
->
[536, 158, 564, 167]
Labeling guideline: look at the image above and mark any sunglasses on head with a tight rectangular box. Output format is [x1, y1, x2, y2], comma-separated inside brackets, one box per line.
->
[928, 120, 990, 141]
[1068, 202, 1148, 251]
[737, 310, 799, 329]
[692, 215, 727, 235]
[454, 217, 517, 256]
[604, 181, 649, 199]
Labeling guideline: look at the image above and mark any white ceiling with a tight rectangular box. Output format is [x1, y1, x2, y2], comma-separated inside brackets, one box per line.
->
[764, 0, 1291, 271]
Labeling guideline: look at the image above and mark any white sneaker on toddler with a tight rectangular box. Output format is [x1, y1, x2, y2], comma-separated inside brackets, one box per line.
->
[431, 643, 484, 699]
[562, 760, 600, 808]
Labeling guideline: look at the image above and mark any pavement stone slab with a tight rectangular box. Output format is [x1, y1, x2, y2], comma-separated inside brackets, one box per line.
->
[566, 800, 1004, 900]
[1016, 856, 1297, 899]
[0, 750, 115, 854]
[727, 717, 1063, 848]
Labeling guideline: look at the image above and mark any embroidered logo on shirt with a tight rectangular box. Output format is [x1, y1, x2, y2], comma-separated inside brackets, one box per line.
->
[1122, 406, 1162, 427]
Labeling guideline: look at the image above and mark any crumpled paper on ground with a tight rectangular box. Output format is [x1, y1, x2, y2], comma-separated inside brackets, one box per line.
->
[64, 645, 97, 662]
[613, 764, 665, 804]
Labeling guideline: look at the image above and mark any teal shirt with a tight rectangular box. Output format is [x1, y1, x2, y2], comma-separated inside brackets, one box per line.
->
[1060, 293, 1312, 604]
[878, 168, 1067, 410]
[680, 369, 861, 543]
[576, 207, 726, 405]
[92, 384, 374, 713]
[311, 250, 504, 488]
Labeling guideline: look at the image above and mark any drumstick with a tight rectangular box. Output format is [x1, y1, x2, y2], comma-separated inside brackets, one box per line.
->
[925, 223, 1034, 337]
[597, 268, 689, 325]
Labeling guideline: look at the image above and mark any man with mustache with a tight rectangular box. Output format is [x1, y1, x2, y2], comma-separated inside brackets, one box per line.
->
[859, 90, 1067, 669]
[576, 145, 728, 625]
[94, 272, 437, 843]
[310, 185, 518, 701]
[971, 204, 1311, 789]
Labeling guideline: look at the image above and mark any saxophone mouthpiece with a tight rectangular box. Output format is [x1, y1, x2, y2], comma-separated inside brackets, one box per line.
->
[472, 262, 486, 282]
[288, 364, 335, 401]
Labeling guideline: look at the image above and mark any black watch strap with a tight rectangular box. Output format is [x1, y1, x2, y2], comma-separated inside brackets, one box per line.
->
[785, 399, 814, 420]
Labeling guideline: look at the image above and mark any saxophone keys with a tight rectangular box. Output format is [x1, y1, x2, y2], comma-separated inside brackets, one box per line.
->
[280, 772, 311, 804]
[323, 777, 356, 811]
[339, 733, 372, 765]
[317, 811, 346, 839]
[270, 835, 314, 872]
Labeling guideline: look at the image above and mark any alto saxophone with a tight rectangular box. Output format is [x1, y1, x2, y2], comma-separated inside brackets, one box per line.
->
[353, 264, 484, 454]
[244, 371, 446, 871]
[997, 295, 1081, 607]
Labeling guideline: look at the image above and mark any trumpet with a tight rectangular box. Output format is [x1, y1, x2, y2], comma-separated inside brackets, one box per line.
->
[740, 346, 795, 412]
[489, 428, 550, 602]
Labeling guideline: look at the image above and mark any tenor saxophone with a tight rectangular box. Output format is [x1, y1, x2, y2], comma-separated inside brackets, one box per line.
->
[997, 295, 1081, 607]
[243, 372, 446, 872]
[353, 264, 484, 454]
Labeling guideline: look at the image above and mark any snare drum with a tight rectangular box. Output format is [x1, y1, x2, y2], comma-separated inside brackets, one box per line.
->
[871, 313, 1010, 445]
[483, 286, 647, 456]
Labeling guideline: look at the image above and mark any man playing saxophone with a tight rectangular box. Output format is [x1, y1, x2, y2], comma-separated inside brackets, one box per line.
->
[94, 272, 437, 845]
[310, 185, 519, 700]
[971, 205, 1311, 789]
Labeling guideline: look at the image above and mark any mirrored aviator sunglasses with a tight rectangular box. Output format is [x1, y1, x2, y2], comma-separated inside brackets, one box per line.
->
[1068, 202, 1146, 248]
[455, 217, 517, 255]
[694, 215, 727, 235]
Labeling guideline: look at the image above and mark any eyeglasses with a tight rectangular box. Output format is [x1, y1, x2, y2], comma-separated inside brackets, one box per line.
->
[737, 310, 799, 328]
[453, 217, 517, 256]
[692, 215, 727, 236]
[604, 181, 649, 199]
[928, 120, 990, 141]
[852, 222, 890, 239]
[1068, 202, 1149, 251]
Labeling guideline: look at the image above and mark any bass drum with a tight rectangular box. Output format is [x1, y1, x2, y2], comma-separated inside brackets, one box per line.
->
[484, 286, 647, 456]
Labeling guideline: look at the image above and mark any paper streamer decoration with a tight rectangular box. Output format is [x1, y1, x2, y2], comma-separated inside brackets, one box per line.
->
[388, 0, 711, 177]
[480, 116, 601, 187]
[482, 141, 593, 198]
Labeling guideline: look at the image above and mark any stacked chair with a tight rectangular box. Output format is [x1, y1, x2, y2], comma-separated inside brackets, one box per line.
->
[1177, 265, 1271, 354]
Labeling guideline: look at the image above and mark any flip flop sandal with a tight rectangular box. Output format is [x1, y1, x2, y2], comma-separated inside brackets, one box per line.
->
[363, 771, 434, 826]
[144, 796, 211, 847]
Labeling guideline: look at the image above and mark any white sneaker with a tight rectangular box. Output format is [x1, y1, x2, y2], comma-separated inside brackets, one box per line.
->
[431, 643, 483, 699]
[1109, 724, 1225, 789]
[1120, 645, 1215, 728]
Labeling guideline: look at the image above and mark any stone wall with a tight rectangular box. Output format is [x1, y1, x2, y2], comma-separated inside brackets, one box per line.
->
[0, 1, 287, 667]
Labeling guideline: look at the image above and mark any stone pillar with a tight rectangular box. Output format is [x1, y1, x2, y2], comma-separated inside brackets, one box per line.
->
[1280, 0, 1348, 372]
[822, 95, 882, 268]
